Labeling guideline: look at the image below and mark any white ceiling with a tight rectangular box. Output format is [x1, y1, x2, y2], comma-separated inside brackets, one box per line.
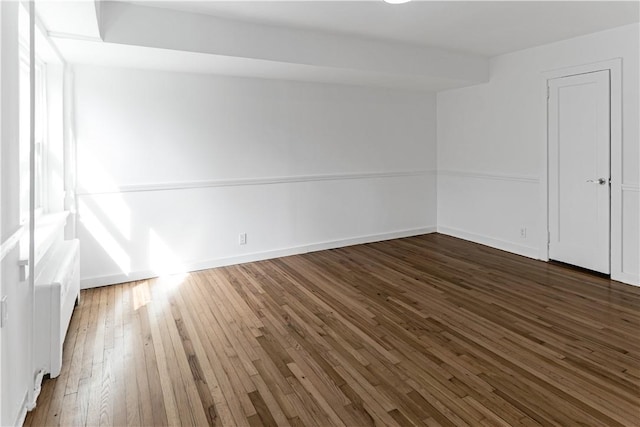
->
[132, 0, 640, 56]
[36, 0, 101, 39]
[37, 0, 639, 92]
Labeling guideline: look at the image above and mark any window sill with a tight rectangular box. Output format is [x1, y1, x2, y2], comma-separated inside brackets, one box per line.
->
[18, 211, 70, 280]
[34, 211, 70, 267]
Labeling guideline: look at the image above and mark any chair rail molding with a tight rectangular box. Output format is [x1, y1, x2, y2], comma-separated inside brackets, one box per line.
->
[437, 169, 539, 184]
[76, 169, 437, 195]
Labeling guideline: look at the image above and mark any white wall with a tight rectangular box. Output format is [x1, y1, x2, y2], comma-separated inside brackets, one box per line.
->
[437, 23, 639, 285]
[73, 65, 437, 287]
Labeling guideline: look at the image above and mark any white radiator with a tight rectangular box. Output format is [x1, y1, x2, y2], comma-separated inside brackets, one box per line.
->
[34, 239, 80, 378]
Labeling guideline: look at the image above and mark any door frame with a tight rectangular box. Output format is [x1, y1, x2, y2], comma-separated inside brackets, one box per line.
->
[541, 58, 622, 279]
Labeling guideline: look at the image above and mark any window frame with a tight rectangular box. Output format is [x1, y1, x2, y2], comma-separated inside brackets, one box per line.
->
[18, 27, 48, 224]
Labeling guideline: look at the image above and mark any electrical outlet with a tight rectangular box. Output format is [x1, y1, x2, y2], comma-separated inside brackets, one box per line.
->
[239, 233, 247, 245]
[520, 227, 527, 239]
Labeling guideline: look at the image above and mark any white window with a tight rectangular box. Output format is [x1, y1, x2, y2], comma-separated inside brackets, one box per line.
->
[18, 10, 48, 224]
[34, 60, 46, 212]
[18, 38, 30, 224]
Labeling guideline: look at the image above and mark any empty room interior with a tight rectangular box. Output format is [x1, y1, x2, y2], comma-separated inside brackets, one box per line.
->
[1, 0, 640, 425]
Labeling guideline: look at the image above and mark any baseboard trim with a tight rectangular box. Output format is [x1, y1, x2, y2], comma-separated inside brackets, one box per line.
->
[29, 369, 46, 410]
[612, 272, 640, 287]
[81, 226, 437, 288]
[437, 226, 540, 259]
[438, 226, 640, 288]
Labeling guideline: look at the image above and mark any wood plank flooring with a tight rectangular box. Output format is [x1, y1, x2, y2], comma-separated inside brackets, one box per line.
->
[25, 234, 640, 426]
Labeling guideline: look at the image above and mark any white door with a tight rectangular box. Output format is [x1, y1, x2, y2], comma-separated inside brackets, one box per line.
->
[548, 70, 610, 274]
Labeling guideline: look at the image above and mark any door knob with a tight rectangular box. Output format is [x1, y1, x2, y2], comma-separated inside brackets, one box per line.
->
[586, 178, 608, 185]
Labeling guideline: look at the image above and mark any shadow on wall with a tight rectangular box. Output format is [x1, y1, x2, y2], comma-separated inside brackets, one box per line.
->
[78, 148, 187, 292]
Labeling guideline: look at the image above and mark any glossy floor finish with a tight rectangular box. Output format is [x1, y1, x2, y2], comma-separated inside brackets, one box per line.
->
[25, 234, 640, 426]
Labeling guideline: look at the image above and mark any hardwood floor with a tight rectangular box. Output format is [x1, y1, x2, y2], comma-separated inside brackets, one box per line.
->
[25, 234, 640, 426]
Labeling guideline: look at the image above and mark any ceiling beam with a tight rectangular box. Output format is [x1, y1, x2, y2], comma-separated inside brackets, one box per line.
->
[99, 1, 489, 87]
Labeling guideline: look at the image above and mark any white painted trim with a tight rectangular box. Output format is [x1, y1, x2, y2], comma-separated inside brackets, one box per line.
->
[539, 62, 551, 261]
[0, 225, 26, 261]
[608, 59, 624, 284]
[621, 184, 640, 192]
[28, 0, 37, 411]
[33, 211, 69, 268]
[47, 31, 102, 43]
[543, 58, 624, 80]
[438, 226, 639, 288]
[28, 368, 45, 411]
[437, 170, 539, 183]
[0, 212, 67, 269]
[617, 185, 640, 287]
[34, 15, 64, 65]
[541, 58, 623, 275]
[13, 392, 28, 427]
[437, 226, 539, 260]
[76, 170, 436, 196]
[611, 271, 640, 287]
[81, 226, 437, 288]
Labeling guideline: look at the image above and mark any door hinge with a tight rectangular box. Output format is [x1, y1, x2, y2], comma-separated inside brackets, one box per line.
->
[547, 231, 551, 245]
[546, 86, 550, 100]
